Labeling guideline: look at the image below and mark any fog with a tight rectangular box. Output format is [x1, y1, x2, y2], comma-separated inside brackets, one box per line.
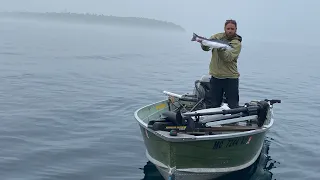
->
[1, 0, 319, 43]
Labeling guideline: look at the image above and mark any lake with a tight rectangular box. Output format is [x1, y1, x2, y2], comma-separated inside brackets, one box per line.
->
[0, 17, 319, 180]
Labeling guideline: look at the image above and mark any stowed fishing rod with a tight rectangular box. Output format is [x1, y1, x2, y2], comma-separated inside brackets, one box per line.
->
[181, 99, 281, 127]
[183, 99, 281, 118]
[148, 99, 281, 133]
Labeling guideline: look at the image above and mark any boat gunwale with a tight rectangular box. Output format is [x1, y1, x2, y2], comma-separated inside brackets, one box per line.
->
[134, 99, 275, 142]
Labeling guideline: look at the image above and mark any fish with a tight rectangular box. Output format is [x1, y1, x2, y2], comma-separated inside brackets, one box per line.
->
[191, 33, 233, 50]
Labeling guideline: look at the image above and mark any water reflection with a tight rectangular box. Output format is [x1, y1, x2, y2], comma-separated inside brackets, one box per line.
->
[140, 137, 279, 180]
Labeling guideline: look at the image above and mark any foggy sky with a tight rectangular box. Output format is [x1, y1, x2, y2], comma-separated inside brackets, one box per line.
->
[1, 0, 319, 43]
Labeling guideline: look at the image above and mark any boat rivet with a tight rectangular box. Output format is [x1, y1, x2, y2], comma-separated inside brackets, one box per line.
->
[169, 130, 178, 136]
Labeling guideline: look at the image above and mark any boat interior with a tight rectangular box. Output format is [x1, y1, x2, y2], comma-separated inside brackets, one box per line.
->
[139, 76, 281, 136]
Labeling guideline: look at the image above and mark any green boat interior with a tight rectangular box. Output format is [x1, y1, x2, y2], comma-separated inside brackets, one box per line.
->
[140, 76, 281, 136]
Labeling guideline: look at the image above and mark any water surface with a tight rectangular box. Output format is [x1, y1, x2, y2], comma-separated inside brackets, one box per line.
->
[0, 18, 319, 180]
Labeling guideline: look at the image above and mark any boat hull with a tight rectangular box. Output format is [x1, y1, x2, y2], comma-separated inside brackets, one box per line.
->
[139, 124, 266, 179]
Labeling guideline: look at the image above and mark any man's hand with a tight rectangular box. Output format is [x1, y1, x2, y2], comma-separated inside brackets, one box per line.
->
[201, 43, 211, 51]
[217, 47, 227, 51]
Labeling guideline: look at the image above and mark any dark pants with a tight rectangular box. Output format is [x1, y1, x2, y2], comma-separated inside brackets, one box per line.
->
[208, 76, 239, 109]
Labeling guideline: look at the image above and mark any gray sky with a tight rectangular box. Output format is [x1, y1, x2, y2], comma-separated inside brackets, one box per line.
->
[1, 0, 319, 43]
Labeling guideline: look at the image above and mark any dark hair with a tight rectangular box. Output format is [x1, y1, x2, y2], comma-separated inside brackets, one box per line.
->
[225, 19, 237, 28]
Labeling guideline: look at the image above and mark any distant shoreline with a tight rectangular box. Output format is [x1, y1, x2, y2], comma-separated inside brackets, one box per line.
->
[0, 11, 185, 32]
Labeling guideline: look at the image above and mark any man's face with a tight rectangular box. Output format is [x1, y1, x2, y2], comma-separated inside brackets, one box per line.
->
[224, 23, 237, 38]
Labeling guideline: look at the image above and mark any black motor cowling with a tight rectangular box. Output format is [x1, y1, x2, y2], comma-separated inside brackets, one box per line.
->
[244, 100, 270, 127]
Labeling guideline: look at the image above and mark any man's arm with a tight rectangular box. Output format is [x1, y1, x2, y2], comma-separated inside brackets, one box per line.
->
[218, 39, 242, 62]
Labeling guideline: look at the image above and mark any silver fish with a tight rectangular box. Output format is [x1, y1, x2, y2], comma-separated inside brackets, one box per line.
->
[191, 33, 232, 50]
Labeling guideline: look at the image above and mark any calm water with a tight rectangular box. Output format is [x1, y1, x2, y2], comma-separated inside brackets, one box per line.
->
[0, 18, 319, 180]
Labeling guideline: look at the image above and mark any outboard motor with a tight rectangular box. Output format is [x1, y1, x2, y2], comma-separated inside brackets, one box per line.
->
[193, 75, 212, 109]
[194, 75, 227, 108]
[193, 75, 228, 109]
[193, 75, 211, 100]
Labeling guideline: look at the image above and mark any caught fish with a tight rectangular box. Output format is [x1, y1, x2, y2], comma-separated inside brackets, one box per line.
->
[191, 33, 232, 50]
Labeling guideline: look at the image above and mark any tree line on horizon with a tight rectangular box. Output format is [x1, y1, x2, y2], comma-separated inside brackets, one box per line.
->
[0, 11, 185, 31]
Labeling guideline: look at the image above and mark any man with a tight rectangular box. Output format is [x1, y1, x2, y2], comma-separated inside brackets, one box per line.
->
[201, 19, 242, 109]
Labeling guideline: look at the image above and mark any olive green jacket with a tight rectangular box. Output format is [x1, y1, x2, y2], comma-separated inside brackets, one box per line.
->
[201, 32, 242, 79]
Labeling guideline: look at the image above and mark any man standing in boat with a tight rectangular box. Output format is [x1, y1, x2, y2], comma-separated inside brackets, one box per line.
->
[201, 19, 242, 109]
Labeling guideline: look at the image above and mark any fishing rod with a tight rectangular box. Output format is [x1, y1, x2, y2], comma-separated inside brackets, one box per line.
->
[183, 99, 281, 117]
